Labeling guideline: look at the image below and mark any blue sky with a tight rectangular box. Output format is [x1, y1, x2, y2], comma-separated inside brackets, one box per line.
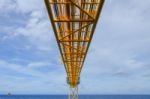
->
[0, 0, 150, 94]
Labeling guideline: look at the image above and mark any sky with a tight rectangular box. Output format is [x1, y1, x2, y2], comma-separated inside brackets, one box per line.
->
[0, 0, 150, 95]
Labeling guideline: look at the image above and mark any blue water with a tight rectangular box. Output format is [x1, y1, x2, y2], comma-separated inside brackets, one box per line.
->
[0, 95, 150, 99]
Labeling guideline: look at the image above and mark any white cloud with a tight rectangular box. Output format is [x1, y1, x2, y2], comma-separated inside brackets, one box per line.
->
[15, 15, 53, 51]
[0, 0, 150, 94]
[0, 0, 54, 52]
[0, 0, 66, 94]
[0, 0, 16, 14]
[15, 0, 43, 13]
[0, 59, 67, 94]
[78, 0, 150, 94]
[0, 59, 44, 77]
[27, 61, 51, 69]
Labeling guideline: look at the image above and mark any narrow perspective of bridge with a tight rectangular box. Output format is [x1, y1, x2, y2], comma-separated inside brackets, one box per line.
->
[44, 0, 104, 98]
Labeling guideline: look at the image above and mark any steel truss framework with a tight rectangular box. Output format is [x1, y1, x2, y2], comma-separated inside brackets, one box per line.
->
[45, 0, 104, 98]
[68, 87, 78, 99]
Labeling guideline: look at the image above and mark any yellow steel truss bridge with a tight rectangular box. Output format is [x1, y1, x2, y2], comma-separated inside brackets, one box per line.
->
[44, 0, 104, 98]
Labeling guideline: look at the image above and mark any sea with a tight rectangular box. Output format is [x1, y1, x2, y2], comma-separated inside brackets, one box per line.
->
[0, 95, 150, 99]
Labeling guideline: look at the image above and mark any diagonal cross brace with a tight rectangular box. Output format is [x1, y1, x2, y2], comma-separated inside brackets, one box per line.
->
[60, 22, 93, 40]
[69, 0, 95, 20]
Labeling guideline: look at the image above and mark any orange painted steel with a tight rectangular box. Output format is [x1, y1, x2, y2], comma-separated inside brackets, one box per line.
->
[45, 0, 104, 88]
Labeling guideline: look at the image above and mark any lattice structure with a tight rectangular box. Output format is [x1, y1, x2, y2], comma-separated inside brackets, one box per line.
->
[44, 0, 104, 98]
[68, 87, 78, 99]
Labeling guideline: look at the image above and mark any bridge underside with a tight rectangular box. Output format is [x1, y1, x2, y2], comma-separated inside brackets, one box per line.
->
[45, 0, 104, 98]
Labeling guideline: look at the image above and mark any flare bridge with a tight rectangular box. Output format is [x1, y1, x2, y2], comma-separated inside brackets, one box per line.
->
[44, 0, 104, 98]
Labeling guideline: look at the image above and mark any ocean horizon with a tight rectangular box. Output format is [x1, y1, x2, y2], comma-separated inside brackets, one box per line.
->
[0, 95, 150, 99]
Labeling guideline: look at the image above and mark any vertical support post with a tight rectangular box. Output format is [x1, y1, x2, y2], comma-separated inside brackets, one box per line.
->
[69, 86, 78, 99]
